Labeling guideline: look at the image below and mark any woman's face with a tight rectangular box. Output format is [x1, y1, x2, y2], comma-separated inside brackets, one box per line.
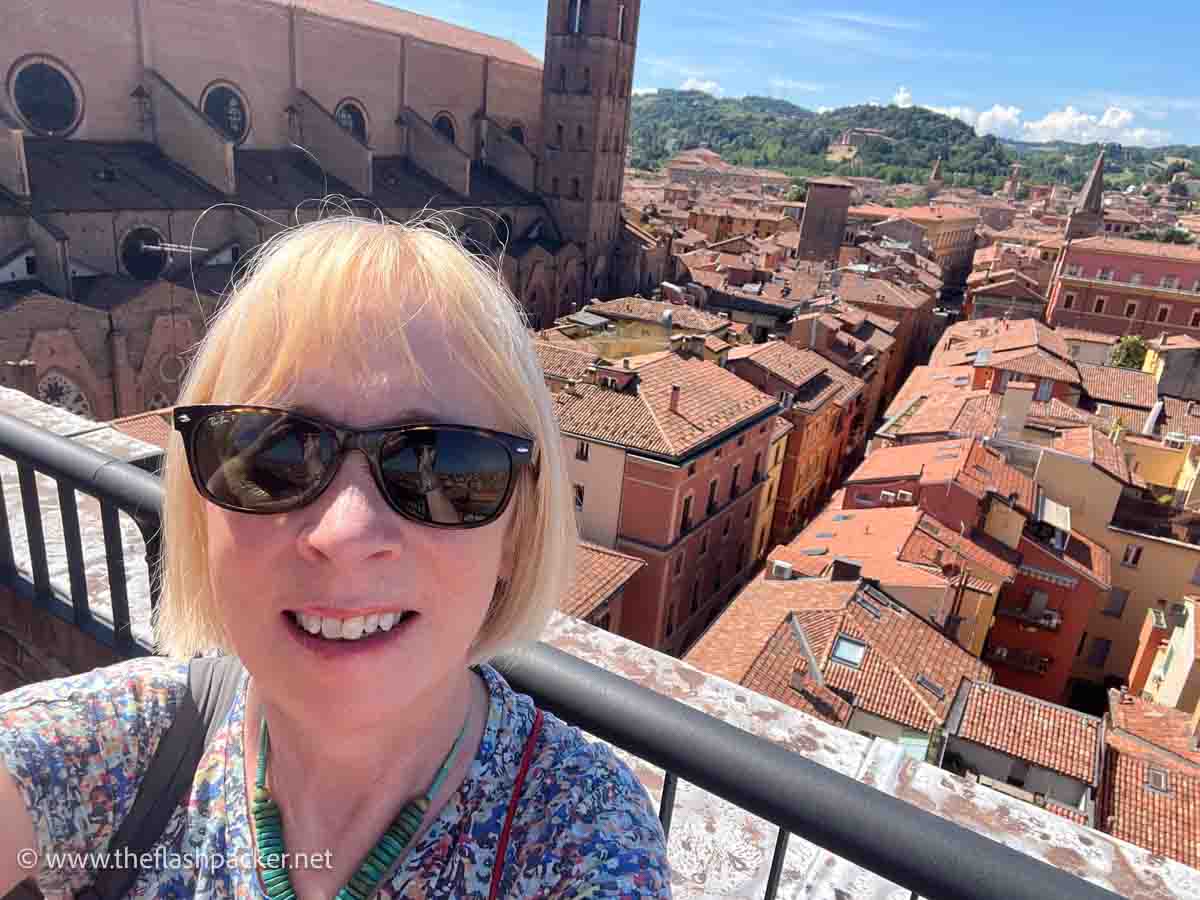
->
[204, 309, 516, 722]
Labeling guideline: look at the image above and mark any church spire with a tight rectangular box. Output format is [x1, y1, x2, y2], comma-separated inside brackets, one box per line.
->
[1077, 150, 1105, 215]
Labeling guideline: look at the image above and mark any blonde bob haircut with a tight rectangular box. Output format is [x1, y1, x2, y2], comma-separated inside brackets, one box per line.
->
[157, 213, 577, 665]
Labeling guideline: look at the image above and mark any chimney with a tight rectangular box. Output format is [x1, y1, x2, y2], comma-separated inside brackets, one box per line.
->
[998, 381, 1035, 437]
[669, 384, 681, 412]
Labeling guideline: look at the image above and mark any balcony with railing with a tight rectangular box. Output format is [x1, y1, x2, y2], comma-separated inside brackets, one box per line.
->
[994, 605, 1063, 631]
[985, 645, 1053, 674]
[1, 396, 1197, 900]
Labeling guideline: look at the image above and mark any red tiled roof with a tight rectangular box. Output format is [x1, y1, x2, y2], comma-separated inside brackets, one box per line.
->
[934, 317, 1074, 366]
[899, 206, 981, 224]
[1021, 526, 1112, 590]
[1098, 746, 1200, 869]
[587, 297, 730, 333]
[1077, 363, 1157, 408]
[1068, 235, 1200, 264]
[727, 342, 864, 413]
[685, 574, 992, 734]
[826, 275, 932, 311]
[956, 682, 1102, 785]
[533, 340, 601, 383]
[1161, 396, 1200, 440]
[281, 0, 541, 68]
[107, 409, 173, 450]
[987, 348, 1081, 385]
[1098, 691, 1200, 869]
[559, 541, 645, 620]
[1053, 426, 1132, 485]
[1149, 334, 1200, 351]
[1057, 327, 1119, 346]
[553, 353, 775, 458]
[899, 515, 1019, 583]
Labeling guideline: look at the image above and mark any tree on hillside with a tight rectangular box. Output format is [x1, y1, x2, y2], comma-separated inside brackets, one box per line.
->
[1111, 335, 1148, 370]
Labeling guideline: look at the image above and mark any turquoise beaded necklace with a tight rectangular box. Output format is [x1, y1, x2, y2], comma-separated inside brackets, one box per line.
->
[252, 712, 471, 900]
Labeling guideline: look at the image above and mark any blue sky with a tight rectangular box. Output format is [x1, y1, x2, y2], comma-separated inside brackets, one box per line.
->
[386, 0, 1200, 147]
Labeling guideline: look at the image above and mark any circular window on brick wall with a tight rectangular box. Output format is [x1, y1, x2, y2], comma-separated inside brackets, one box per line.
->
[201, 82, 250, 143]
[120, 227, 168, 281]
[335, 99, 368, 143]
[38, 371, 92, 417]
[9, 56, 83, 136]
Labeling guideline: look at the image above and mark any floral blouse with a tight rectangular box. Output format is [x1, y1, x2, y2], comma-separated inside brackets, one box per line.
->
[0, 657, 671, 898]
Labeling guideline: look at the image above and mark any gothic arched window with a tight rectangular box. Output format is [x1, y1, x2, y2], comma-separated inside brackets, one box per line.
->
[558, 65, 567, 93]
[582, 67, 591, 93]
[201, 82, 250, 143]
[571, 177, 581, 200]
[555, 123, 564, 147]
[552, 176, 560, 195]
[576, 124, 585, 147]
[433, 113, 456, 145]
[335, 99, 368, 143]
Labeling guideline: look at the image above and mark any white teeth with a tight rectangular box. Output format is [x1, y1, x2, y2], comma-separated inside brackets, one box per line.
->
[295, 611, 408, 640]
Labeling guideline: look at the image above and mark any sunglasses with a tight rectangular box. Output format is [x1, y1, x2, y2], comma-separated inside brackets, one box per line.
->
[172, 405, 537, 528]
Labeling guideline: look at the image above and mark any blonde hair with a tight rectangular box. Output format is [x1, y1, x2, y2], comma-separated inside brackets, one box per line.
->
[157, 214, 577, 665]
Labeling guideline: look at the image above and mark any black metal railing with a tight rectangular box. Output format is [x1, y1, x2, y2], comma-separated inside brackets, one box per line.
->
[0, 411, 1121, 900]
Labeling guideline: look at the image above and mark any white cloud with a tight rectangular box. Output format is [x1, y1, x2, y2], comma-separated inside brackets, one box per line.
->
[681, 77, 723, 96]
[631, 87, 659, 96]
[1021, 105, 1168, 145]
[903, 86, 1168, 146]
[769, 77, 825, 94]
[816, 106, 834, 114]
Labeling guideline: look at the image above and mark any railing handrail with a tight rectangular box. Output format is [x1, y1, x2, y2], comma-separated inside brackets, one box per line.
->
[493, 644, 1118, 900]
[0, 410, 163, 525]
[0, 411, 1120, 900]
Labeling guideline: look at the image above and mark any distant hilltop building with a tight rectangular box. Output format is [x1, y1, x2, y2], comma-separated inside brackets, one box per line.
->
[0, 0, 680, 421]
[663, 148, 791, 194]
[825, 127, 896, 163]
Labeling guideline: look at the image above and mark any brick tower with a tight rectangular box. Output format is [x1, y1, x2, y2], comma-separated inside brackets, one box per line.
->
[540, 0, 641, 300]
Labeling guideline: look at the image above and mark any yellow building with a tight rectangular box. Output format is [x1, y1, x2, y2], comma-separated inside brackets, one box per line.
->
[752, 417, 792, 563]
[1010, 427, 1200, 695]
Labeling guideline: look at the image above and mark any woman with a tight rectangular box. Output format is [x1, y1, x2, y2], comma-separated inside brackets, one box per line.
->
[0, 217, 672, 898]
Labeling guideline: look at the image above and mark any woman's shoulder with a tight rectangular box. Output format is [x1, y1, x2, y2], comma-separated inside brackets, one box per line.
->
[0, 654, 189, 719]
[477, 664, 672, 896]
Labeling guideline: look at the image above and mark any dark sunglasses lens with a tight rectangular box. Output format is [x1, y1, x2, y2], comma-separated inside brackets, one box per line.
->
[191, 410, 334, 512]
[379, 429, 513, 525]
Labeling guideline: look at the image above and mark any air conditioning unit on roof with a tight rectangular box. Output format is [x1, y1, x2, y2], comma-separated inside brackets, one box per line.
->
[771, 560, 794, 580]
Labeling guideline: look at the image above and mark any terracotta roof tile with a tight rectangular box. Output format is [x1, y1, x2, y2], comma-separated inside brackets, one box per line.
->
[107, 409, 173, 450]
[553, 353, 775, 458]
[1057, 327, 1119, 346]
[1077, 363, 1158, 408]
[1070, 235, 1200, 264]
[957, 682, 1102, 785]
[933, 318, 1074, 367]
[686, 573, 992, 734]
[559, 541, 645, 620]
[901, 514, 1020, 583]
[586, 297, 729, 333]
[533, 340, 601, 383]
[1099, 691, 1200, 869]
[281, 0, 541, 68]
[1161, 397, 1200, 439]
[727, 342, 864, 412]
[1053, 426, 1132, 485]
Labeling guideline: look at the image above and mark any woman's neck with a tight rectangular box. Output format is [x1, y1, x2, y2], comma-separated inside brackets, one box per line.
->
[243, 666, 485, 889]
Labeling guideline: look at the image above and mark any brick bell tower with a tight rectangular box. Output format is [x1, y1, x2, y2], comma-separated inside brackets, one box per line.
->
[540, 0, 641, 300]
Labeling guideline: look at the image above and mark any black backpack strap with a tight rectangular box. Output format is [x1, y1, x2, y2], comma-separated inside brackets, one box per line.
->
[75, 656, 245, 900]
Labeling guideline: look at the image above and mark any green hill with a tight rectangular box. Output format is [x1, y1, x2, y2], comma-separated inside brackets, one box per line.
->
[629, 90, 1200, 193]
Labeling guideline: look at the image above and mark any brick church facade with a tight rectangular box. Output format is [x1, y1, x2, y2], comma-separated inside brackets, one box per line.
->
[0, 0, 661, 421]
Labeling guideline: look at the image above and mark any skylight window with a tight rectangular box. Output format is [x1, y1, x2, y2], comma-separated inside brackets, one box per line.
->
[916, 674, 945, 701]
[831, 635, 867, 668]
[1146, 767, 1171, 794]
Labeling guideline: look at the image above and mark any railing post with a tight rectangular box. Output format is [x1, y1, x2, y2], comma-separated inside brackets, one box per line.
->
[0, 468, 13, 575]
[17, 464, 50, 609]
